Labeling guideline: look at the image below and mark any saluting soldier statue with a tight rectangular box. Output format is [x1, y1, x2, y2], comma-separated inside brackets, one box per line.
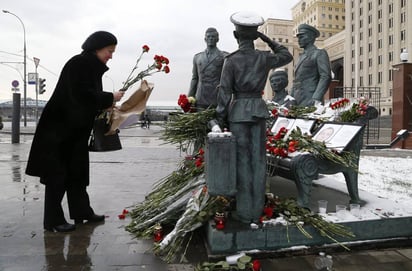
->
[216, 11, 293, 224]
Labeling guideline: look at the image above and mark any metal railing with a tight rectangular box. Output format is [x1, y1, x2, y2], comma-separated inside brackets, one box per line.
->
[332, 86, 381, 145]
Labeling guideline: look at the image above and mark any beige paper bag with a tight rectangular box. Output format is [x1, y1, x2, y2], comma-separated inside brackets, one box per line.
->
[107, 80, 154, 134]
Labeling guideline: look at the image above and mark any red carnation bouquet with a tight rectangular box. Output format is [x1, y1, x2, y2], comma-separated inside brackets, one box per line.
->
[121, 45, 170, 91]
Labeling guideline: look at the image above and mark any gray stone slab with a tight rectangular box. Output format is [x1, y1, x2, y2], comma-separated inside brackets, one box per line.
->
[206, 216, 412, 255]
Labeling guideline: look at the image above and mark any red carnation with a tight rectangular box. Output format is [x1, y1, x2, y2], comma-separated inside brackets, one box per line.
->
[195, 158, 203, 168]
[162, 56, 170, 64]
[263, 206, 273, 218]
[142, 45, 150, 52]
[271, 108, 279, 117]
[163, 65, 170, 74]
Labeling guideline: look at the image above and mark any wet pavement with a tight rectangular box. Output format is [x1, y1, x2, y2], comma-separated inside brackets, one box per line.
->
[1, 122, 412, 271]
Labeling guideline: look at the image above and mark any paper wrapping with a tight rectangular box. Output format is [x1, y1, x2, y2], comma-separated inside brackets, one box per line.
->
[107, 80, 154, 135]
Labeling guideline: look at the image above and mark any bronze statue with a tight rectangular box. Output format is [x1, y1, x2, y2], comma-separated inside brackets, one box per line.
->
[188, 28, 228, 109]
[269, 69, 295, 108]
[216, 11, 293, 224]
[291, 24, 331, 107]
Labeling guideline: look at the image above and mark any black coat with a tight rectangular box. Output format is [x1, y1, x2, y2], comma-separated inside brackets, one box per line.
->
[26, 52, 114, 185]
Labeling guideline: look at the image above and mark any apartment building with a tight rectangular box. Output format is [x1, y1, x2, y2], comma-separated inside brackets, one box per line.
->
[292, 0, 346, 40]
[344, 0, 412, 115]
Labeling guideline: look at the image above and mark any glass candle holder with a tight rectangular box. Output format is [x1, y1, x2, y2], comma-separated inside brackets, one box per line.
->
[214, 211, 226, 230]
[153, 223, 163, 242]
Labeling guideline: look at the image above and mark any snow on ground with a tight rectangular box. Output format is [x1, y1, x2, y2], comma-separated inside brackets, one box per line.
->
[312, 151, 412, 222]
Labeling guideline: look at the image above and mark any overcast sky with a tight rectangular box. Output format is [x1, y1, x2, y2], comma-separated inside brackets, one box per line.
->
[1, 0, 300, 105]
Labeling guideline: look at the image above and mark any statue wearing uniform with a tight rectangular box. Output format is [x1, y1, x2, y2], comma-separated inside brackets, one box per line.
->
[216, 11, 293, 224]
[188, 28, 228, 109]
[291, 24, 332, 107]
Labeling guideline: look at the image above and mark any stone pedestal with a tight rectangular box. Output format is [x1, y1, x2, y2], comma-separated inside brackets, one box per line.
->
[205, 136, 237, 196]
[205, 216, 412, 256]
[392, 62, 412, 149]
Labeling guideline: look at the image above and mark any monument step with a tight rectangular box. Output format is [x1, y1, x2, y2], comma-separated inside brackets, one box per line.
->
[205, 216, 412, 255]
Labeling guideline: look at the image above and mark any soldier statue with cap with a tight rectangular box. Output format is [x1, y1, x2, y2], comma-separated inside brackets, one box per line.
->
[269, 68, 296, 108]
[216, 11, 293, 224]
[291, 23, 331, 107]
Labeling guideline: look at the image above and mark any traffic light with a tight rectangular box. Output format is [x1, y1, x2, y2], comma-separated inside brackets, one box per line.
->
[38, 78, 46, 94]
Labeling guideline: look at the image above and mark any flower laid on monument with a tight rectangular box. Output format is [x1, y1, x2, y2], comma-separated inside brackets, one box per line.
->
[266, 127, 358, 170]
[266, 127, 298, 158]
[160, 106, 216, 153]
[178, 94, 196, 113]
[266, 100, 317, 119]
[117, 209, 129, 220]
[147, 185, 233, 263]
[126, 102, 359, 262]
[338, 97, 369, 123]
[271, 107, 279, 118]
[262, 195, 355, 245]
[195, 255, 262, 271]
[329, 97, 350, 110]
[125, 148, 208, 238]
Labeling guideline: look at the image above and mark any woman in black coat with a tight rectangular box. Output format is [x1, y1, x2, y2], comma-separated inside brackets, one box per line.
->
[26, 31, 124, 232]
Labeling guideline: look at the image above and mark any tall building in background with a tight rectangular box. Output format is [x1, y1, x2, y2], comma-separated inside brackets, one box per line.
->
[291, 0, 346, 100]
[292, 0, 346, 40]
[258, 0, 411, 116]
[344, 0, 412, 116]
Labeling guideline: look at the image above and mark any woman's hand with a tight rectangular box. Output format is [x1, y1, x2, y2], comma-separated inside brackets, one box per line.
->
[113, 90, 125, 102]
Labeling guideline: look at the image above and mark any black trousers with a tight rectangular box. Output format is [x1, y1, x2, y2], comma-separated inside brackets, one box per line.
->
[43, 175, 94, 228]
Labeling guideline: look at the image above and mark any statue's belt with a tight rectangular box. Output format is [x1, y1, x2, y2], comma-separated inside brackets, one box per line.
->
[234, 92, 262, 99]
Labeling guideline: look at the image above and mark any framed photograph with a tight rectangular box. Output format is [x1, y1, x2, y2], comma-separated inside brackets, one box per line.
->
[312, 122, 363, 152]
[271, 117, 294, 134]
[293, 118, 316, 135]
[271, 117, 315, 135]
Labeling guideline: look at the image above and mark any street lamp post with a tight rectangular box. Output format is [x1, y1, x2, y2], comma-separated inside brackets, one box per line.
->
[3, 10, 27, 127]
